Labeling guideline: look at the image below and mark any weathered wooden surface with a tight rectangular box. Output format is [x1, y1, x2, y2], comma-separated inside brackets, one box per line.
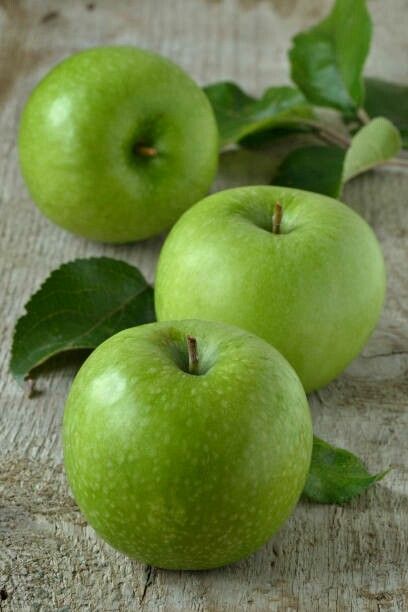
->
[1, 0, 408, 610]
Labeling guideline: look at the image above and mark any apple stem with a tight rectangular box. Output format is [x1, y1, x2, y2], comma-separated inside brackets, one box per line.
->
[137, 145, 157, 158]
[187, 335, 199, 375]
[272, 202, 283, 234]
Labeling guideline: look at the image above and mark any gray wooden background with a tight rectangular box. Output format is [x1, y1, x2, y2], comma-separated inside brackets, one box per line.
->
[1, 1, 407, 610]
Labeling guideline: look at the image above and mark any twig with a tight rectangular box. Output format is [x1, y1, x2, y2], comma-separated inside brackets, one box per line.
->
[304, 119, 408, 172]
[304, 120, 351, 149]
[357, 108, 371, 125]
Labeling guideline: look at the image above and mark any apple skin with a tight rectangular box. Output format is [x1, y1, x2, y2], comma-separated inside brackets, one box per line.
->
[18, 47, 218, 243]
[155, 186, 386, 392]
[63, 319, 312, 570]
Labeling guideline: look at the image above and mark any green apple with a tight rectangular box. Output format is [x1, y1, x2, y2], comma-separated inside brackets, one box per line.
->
[18, 47, 218, 243]
[63, 319, 312, 570]
[155, 186, 386, 392]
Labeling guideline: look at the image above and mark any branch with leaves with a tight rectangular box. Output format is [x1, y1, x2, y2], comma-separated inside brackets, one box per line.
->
[204, 0, 408, 198]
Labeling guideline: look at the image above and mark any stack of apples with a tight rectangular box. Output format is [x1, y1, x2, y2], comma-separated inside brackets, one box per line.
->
[19, 47, 385, 569]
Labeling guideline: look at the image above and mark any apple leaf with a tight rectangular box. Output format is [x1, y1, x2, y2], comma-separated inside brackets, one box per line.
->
[10, 257, 155, 383]
[289, 0, 372, 112]
[273, 145, 345, 197]
[342, 117, 402, 182]
[364, 78, 408, 149]
[203, 81, 313, 147]
[239, 124, 312, 149]
[303, 436, 389, 504]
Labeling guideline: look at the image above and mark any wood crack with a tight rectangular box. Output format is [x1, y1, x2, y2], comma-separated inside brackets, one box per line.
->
[361, 350, 408, 359]
[140, 565, 156, 605]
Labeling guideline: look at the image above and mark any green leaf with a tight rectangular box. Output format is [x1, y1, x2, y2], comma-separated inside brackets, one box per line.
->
[10, 257, 155, 383]
[364, 78, 408, 149]
[303, 436, 389, 504]
[239, 124, 312, 149]
[273, 145, 345, 197]
[204, 81, 313, 147]
[343, 117, 402, 182]
[289, 0, 372, 112]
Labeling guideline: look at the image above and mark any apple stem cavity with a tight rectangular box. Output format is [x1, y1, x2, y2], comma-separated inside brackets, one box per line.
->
[136, 144, 157, 158]
[187, 335, 199, 375]
[272, 202, 283, 234]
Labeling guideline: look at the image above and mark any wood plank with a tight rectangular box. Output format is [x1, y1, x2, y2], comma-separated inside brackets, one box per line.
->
[1, 1, 407, 609]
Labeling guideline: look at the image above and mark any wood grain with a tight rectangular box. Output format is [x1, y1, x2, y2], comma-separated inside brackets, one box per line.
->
[1, 1, 407, 610]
